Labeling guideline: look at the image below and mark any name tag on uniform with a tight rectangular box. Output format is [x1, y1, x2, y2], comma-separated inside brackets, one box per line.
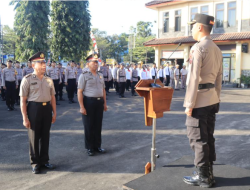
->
[31, 82, 37, 85]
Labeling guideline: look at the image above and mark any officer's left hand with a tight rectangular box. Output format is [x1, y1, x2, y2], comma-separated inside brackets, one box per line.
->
[52, 114, 56, 124]
[185, 108, 193, 116]
[104, 104, 108, 112]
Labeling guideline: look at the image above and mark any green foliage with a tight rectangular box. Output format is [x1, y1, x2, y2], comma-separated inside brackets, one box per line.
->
[51, 1, 91, 62]
[2, 25, 18, 57]
[92, 29, 128, 63]
[240, 75, 250, 84]
[136, 21, 153, 38]
[10, 0, 50, 61]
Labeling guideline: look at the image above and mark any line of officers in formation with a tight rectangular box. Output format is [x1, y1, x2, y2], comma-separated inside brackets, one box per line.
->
[0, 59, 188, 110]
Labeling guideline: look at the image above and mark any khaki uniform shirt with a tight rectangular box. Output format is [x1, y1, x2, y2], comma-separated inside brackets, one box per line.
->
[2, 67, 18, 86]
[22, 67, 34, 77]
[131, 69, 138, 82]
[76, 68, 83, 82]
[47, 67, 61, 82]
[117, 68, 126, 82]
[99, 66, 109, 82]
[184, 36, 223, 109]
[65, 66, 77, 81]
[20, 73, 56, 102]
[78, 71, 105, 97]
[16, 68, 23, 81]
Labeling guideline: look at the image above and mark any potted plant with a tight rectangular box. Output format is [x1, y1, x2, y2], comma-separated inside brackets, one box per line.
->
[240, 75, 250, 88]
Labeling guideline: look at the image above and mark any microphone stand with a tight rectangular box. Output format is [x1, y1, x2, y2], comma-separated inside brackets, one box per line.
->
[151, 42, 182, 87]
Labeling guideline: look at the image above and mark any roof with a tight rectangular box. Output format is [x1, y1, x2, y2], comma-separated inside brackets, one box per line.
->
[144, 32, 250, 46]
[145, 0, 173, 7]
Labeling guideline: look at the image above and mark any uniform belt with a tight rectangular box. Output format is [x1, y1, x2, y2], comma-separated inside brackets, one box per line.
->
[104, 76, 108, 78]
[28, 101, 50, 106]
[119, 76, 125, 77]
[84, 96, 103, 100]
[6, 81, 15, 83]
[133, 77, 138, 78]
[198, 83, 215, 90]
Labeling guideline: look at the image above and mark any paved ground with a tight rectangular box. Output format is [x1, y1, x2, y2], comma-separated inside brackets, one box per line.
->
[0, 87, 249, 190]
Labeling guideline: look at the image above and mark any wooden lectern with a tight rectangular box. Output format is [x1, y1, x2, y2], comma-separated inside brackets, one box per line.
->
[135, 79, 174, 172]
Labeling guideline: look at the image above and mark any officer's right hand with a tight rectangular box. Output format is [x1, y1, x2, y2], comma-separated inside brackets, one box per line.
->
[3, 86, 6, 90]
[23, 118, 31, 129]
[80, 107, 87, 115]
[65, 82, 68, 86]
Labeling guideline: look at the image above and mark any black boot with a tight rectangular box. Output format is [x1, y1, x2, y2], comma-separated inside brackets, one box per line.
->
[209, 162, 216, 185]
[183, 166, 212, 188]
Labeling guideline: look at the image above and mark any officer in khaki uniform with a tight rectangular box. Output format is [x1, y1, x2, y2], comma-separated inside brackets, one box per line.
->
[182, 14, 222, 188]
[47, 61, 62, 105]
[78, 52, 107, 156]
[99, 62, 109, 94]
[65, 60, 77, 104]
[2, 60, 18, 111]
[15, 61, 23, 105]
[117, 63, 126, 98]
[22, 61, 34, 77]
[130, 64, 138, 96]
[20, 51, 57, 174]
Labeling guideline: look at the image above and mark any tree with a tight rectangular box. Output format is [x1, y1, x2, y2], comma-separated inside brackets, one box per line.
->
[10, 0, 50, 61]
[136, 21, 153, 38]
[2, 26, 18, 59]
[51, 1, 91, 62]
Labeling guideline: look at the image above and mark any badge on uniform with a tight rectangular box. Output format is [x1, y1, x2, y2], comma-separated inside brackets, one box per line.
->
[31, 82, 37, 85]
[32, 75, 36, 78]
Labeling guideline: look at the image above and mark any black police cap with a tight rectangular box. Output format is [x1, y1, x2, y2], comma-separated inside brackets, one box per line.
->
[7, 60, 13, 63]
[188, 13, 214, 26]
[28, 51, 46, 62]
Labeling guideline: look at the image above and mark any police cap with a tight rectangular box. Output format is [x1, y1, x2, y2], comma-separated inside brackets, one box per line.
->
[29, 51, 46, 62]
[188, 13, 214, 26]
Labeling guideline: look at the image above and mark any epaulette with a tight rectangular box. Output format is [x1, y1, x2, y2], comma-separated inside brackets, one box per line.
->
[82, 71, 88, 74]
[25, 73, 32, 78]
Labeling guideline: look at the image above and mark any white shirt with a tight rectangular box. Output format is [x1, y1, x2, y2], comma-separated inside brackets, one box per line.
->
[140, 70, 147, 80]
[164, 66, 170, 76]
[146, 69, 151, 79]
[125, 69, 131, 80]
[174, 68, 180, 75]
[158, 69, 164, 77]
[181, 68, 188, 76]
[136, 68, 142, 77]
[150, 67, 157, 77]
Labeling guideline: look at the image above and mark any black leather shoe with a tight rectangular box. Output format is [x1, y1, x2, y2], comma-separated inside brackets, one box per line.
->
[7, 107, 12, 111]
[87, 149, 94, 156]
[32, 166, 40, 174]
[209, 163, 216, 185]
[43, 163, 55, 169]
[183, 166, 212, 188]
[69, 100, 73, 104]
[95, 148, 106, 153]
[71, 100, 76, 103]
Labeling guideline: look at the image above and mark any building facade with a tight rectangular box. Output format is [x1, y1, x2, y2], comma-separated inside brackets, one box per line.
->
[145, 0, 250, 83]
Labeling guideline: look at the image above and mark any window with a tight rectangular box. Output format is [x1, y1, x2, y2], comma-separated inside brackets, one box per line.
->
[201, 6, 209, 15]
[228, 2, 236, 27]
[175, 10, 181, 31]
[216, 3, 224, 28]
[191, 7, 198, 20]
[163, 12, 169, 33]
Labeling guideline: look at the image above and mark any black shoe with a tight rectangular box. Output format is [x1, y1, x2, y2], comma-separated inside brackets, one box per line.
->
[69, 100, 73, 104]
[43, 163, 55, 170]
[122, 95, 125, 98]
[32, 165, 40, 174]
[183, 166, 212, 188]
[7, 107, 12, 111]
[209, 163, 216, 185]
[56, 101, 60, 105]
[11, 106, 16, 110]
[87, 149, 94, 156]
[71, 100, 76, 103]
[95, 148, 106, 153]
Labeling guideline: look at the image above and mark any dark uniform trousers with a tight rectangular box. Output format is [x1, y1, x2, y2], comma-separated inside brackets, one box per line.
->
[119, 82, 126, 96]
[1, 86, 6, 100]
[53, 79, 59, 100]
[5, 81, 16, 107]
[58, 79, 64, 99]
[159, 77, 164, 83]
[109, 78, 113, 89]
[16, 80, 21, 103]
[131, 81, 137, 95]
[67, 79, 76, 100]
[115, 81, 119, 93]
[105, 80, 109, 92]
[165, 75, 170, 86]
[186, 103, 219, 167]
[27, 102, 52, 166]
[126, 80, 131, 91]
[82, 97, 104, 149]
[152, 76, 156, 80]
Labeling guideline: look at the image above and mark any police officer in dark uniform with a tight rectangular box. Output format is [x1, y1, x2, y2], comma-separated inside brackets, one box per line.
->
[78, 52, 107, 156]
[182, 14, 222, 188]
[20, 52, 57, 174]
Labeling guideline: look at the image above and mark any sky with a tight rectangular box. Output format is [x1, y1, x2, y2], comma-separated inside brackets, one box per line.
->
[0, 0, 157, 35]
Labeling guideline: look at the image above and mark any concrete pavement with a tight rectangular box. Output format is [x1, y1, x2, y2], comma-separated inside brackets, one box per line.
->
[0, 87, 249, 190]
